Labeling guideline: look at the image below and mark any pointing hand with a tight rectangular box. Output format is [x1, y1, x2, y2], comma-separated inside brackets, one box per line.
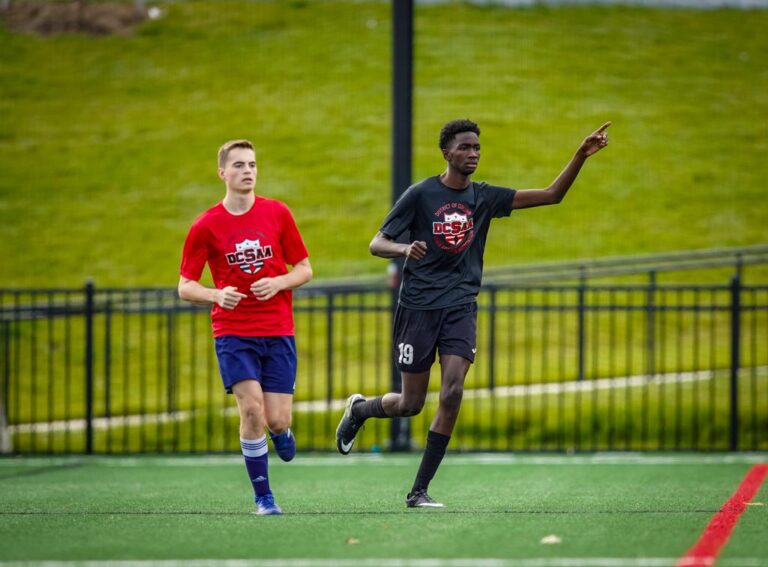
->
[578, 122, 611, 157]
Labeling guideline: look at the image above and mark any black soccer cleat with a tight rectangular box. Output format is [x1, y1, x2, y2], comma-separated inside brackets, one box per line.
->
[336, 393, 365, 455]
[405, 488, 444, 508]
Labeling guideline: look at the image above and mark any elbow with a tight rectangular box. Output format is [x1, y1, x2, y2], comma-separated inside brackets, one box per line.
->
[369, 237, 384, 257]
[304, 265, 313, 284]
[177, 280, 191, 302]
[545, 187, 564, 205]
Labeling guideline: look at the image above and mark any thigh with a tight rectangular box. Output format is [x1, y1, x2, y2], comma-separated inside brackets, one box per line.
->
[437, 302, 478, 364]
[439, 354, 471, 387]
[393, 306, 441, 373]
[259, 336, 297, 394]
[215, 335, 262, 393]
[401, 370, 431, 402]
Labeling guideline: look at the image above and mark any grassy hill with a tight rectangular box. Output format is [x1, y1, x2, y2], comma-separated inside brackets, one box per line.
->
[1, 1, 767, 288]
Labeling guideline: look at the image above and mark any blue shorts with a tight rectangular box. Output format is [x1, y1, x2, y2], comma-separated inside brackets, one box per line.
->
[214, 335, 297, 394]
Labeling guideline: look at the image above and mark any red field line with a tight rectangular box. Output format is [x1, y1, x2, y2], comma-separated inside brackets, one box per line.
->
[677, 463, 768, 567]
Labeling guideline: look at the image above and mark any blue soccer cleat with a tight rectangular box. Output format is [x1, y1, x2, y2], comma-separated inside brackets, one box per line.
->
[255, 493, 283, 516]
[270, 430, 296, 462]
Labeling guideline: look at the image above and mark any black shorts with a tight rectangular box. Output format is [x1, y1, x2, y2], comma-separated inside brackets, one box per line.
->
[392, 302, 478, 373]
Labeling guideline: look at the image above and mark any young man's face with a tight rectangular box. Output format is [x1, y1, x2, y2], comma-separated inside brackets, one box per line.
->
[219, 148, 257, 192]
[443, 131, 480, 176]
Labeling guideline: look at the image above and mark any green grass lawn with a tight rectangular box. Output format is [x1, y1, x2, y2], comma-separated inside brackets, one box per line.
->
[1, 2, 767, 287]
[1, 453, 766, 564]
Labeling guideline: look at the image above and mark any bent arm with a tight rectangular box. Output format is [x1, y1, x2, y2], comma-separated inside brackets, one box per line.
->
[178, 276, 219, 305]
[249, 258, 313, 301]
[369, 232, 427, 260]
[278, 257, 313, 290]
[178, 276, 246, 310]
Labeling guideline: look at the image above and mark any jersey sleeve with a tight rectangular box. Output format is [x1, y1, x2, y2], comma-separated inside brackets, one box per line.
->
[484, 184, 517, 218]
[379, 186, 419, 239]
[180, 220, 210, 281]
[279, 203, 309, 265]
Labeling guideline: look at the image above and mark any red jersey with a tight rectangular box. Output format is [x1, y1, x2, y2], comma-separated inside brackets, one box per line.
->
[180, 197, 309, 338]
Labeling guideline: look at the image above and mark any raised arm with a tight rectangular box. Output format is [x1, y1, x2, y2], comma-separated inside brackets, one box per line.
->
[512, 122, 611, 210]
[369, 232, 427, 260]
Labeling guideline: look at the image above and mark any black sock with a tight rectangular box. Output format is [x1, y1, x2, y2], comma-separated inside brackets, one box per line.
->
[351, 396, 388, 420]
[411, 430, 450, 493]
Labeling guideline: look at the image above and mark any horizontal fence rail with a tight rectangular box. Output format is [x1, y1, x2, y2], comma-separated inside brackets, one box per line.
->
[484, 244, 768, 283]
[1, 275, 767, 454]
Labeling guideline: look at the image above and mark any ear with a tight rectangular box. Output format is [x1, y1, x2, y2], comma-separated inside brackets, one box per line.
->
[441, 147, 450, 161]
[217, 168, 225, 181]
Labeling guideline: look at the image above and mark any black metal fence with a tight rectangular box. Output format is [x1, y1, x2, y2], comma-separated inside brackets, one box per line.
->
[2, 252, 767, 455]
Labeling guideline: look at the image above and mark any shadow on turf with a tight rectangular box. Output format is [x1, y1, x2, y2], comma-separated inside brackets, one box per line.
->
[0, 462, 83, 481]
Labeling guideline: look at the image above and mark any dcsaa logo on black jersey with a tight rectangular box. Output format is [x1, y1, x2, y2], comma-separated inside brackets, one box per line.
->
[225, 238, 273, 274]
[432, 203, 475, 253]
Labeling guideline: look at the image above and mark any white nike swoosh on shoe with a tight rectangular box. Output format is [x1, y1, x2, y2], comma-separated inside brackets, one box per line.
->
[340, 439, 354, 453]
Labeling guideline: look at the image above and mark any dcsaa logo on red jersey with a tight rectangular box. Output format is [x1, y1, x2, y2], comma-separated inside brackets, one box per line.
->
[225, 238, 273, 274]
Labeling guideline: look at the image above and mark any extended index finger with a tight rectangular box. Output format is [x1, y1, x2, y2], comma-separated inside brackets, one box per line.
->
[596, 121, 611, 133]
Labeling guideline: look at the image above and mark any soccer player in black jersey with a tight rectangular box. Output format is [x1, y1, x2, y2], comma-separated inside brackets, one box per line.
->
[336, 118, 611, 508]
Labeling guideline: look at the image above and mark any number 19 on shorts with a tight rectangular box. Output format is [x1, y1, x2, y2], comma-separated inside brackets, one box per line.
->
[398, 342, 414, 365]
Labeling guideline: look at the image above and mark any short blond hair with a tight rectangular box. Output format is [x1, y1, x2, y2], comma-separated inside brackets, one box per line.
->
[218, 139, 255, 168]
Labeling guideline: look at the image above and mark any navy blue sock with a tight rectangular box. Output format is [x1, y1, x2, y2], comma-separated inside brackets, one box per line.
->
[412, 430, 450, 493]
[241, 436, 270, 497]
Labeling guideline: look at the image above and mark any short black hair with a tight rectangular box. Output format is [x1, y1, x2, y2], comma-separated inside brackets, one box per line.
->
[439, 119, 480, 150]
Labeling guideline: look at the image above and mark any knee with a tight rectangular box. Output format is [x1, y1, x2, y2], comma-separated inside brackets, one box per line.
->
[439, 383, 464, 413]
[399, 397, 425, 417]
[239, 400, 264, 428]
[267, 415, 291, 434]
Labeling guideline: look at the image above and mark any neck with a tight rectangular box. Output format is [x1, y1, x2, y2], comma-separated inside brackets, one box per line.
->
[440, 169, 471, 190]
[222, 189, 255, 214]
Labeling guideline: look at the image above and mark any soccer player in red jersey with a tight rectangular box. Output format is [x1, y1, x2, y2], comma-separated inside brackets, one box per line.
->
[179, 140, 312, 515]
[336, 120, 610, 508]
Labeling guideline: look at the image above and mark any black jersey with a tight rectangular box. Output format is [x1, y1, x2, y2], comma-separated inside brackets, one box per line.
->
[380, 175, 516, 309]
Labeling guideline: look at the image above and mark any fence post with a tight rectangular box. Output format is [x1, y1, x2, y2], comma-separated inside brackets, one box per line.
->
[488, 288, 496, 391]
[325, 293, 334, 405]
[84, 280, 95, 454]
[646, 270, 657, 378]
[1, 320, 12, 454]
[166, 309, 175, 415]
[577, 268, 586, 381]
[729, 274, 741, 451]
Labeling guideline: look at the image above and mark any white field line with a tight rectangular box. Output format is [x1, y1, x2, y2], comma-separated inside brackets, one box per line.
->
[0, 558, 766, 567]
[7, 367, 765, 435]
[4, 452, 765, 468]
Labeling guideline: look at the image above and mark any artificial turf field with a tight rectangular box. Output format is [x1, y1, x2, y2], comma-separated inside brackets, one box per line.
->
[1, 454, 767, 566]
